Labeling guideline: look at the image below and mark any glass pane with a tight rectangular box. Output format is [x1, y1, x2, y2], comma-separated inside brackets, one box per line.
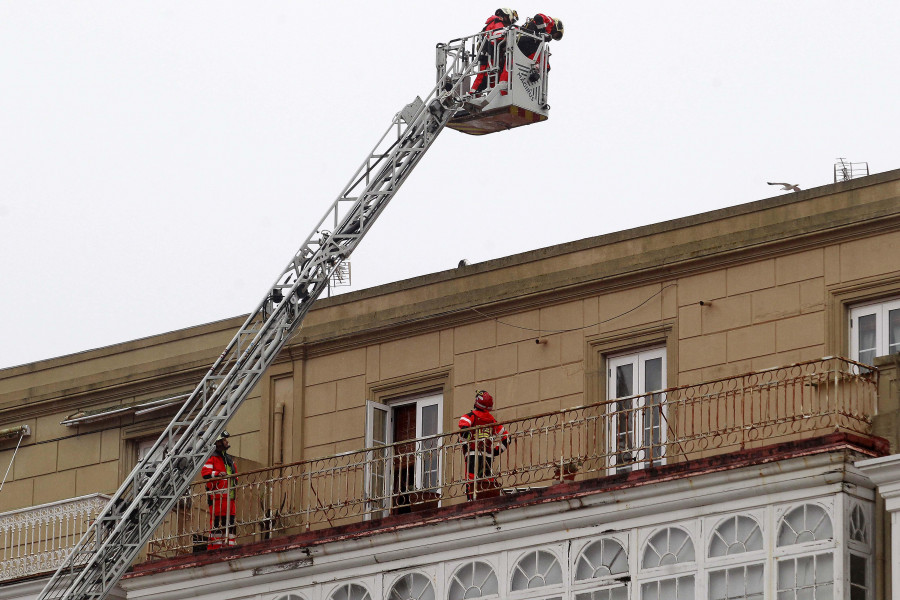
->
[640, 581, 658, 600]
[850, 554, 866, 585]
[709, 570, 726, 600]
[512, 550, 561, 590]
[372, 408, 388, 445]
[615, 364, 634, 397]
[857, 313, 877, 364]
[643, 528, 695, 568]
[889, 308, 900, 354]
[814, 584, 833, 600]
[777, 555, 833, 600]
[420, 404, 440, 490]
[678, 576, 694, 600]
[576, 538, 628, 580]
[644, 357, 662, 391]
[710, 516, 763, 557]
[576, 589, 628, 600]
[815, 554, 833, 584]
[421, 404, 438, 436]
[849, 505, 868, 543]
[389, 573, 435, 600]
[448, 562, 498, 600]
[778, 505, 833, 546]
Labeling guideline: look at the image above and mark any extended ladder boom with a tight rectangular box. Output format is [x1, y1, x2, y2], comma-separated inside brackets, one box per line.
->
[39, 27, 551, 600]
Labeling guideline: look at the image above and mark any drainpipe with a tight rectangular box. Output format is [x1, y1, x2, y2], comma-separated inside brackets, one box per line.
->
[273, 402, 285, 466]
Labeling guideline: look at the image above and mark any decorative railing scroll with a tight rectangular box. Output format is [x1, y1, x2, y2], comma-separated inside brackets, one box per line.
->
[0, 494, 109, 582]
[143, 357, 876, 558]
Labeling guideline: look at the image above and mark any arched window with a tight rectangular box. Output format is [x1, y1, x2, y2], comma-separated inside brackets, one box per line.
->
[641, 528, 695, 600]
[642, 527, 694, 568]
[777, 504, 833, 546]
[448, 562, 499, 599]
[574, 538, 628, 600]
[775, 504, 835, 599]
[510, 549, 563, 591]
[387, 573, 435, 600]
[575, 538, 628, 580]
[849, 504, 868, 544]
[708, 515, 763, 557]
[707, 516, 764, 600]
[273, 595, 305, 600]
[329, 583, 372, 600]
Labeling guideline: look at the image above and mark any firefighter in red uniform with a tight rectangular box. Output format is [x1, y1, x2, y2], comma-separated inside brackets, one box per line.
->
[202, 431, 237, 550]
[458, 390, 509, 500]
[517, 14, 564, 82]
[472, 8, 519, 94]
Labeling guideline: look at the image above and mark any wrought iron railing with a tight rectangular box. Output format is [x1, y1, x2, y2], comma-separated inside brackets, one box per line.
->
[0, 494, 110, 582]
[142, 357, 876, 558]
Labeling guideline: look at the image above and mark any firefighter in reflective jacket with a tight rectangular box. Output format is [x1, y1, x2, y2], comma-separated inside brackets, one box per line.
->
[458, 390, 509, 499]
[517, 13, 563, 81]
[202, 431, 237, 550]
[472, 8, 519, 93]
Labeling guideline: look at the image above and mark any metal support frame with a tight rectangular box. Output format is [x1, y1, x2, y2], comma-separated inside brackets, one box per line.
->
[37, 32, 489, 600]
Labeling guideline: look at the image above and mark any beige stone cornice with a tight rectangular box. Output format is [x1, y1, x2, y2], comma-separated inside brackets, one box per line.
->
[292, 201, 900, 357]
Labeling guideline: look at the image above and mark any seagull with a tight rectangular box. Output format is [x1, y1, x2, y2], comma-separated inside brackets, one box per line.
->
[458, 259, 469, 268]
[767, 182, 801, 192]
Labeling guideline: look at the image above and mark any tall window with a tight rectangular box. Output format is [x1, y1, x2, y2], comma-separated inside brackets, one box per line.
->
[776, 504, 834, 599]
[848, 503, 872, 600]
[707, 516, 764, 600]
[573, 538, 629, 600]
[849, 298, 900, 365]
[640, 527, 695, 600]
[607, 348, 666, 472]
[366, 393, 442, 515]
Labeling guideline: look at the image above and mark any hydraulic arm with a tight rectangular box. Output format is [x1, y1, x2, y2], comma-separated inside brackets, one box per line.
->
[38, 26, 553, 600]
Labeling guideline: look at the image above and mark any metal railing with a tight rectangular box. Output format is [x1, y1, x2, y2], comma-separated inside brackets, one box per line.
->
[0, 494, 109, 582]
[144, 357, 876, 558]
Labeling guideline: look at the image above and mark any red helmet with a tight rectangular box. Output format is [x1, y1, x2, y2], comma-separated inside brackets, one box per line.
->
[475, 390, 494, 411]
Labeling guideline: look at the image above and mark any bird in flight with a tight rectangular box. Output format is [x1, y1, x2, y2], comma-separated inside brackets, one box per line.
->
[767, 182, 801, 192]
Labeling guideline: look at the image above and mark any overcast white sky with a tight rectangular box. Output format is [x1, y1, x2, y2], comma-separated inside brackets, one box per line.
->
[1, 2, 898, 370]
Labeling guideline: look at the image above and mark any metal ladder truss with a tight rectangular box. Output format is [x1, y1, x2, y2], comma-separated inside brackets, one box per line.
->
[38, 28, 526, 600]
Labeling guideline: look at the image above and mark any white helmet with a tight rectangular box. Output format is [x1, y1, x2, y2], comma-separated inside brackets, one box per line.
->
[495, 8, 518, 25]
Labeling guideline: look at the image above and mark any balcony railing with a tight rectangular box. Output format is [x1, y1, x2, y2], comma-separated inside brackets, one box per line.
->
[0, 494, 110, 582]
[144, 357, 876, 559]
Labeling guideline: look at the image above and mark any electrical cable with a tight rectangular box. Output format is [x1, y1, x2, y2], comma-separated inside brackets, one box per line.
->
[471, 283, 677, 335]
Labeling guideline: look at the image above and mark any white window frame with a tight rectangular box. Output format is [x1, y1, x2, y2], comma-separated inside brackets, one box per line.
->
[364, 393, 443, 515]
[845, 499, 874, 600]
[446, 559, 501, 600]
[773, 500, 840, 599]
[637, 525, 697, 600]
[849, 297, 900, 365]
[704, 512, 766, 600]
[571, 535, 630, 600]
[607, 347, 667, 473]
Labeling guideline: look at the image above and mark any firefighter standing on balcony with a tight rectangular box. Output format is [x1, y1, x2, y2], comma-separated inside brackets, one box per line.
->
[472, 8, 519, 93]
[458, 390, 509, 500]
[202, 431, 237, 550]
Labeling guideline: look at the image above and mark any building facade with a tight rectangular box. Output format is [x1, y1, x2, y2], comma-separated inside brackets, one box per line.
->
[1, 170, 899, 599]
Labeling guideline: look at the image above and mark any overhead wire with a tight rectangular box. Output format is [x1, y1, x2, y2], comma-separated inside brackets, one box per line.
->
[470, 283, 678, 335]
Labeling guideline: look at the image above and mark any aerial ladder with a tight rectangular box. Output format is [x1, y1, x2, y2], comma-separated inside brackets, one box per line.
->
[38, 25, 555, 600]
